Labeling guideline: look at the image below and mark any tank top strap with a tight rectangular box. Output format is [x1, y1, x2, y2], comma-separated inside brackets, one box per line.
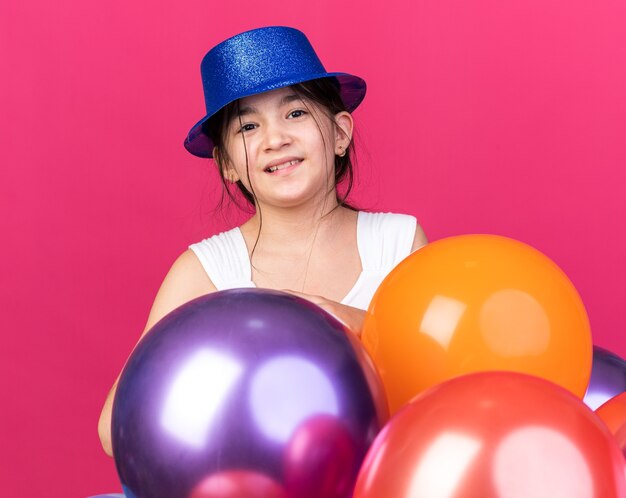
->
[188, 228, 254, 290]
[357, 211, 417, 272]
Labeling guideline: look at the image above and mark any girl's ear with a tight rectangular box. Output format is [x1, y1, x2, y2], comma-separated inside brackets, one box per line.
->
[334, 111, 354, 156]
[213, 146, 240, 184]
[224, 168, 241, 184]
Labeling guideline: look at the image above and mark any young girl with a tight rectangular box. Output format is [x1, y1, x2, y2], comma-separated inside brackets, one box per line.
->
[98, 26, 427, 456]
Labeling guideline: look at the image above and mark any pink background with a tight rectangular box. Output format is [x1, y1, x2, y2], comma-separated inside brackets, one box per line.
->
[2, 0, 625, 495]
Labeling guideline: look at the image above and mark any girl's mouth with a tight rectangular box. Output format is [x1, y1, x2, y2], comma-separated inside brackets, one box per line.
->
[265, 159, 303, 174]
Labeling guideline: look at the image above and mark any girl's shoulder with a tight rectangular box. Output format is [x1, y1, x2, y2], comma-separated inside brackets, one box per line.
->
[190, 225, 242, 244]
[142, 249, 216, 334]
[188, 226, 253, 290]
[357, 210, 427, 253]
[357, 210, 418, 232]
[188, 226, 248, 265]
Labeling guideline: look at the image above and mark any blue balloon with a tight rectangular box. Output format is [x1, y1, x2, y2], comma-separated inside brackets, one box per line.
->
[584, 346, 626, 410]
[112, 289, 386, 498]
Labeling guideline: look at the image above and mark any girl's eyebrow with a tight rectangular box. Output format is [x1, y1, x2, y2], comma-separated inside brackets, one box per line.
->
[236, 94, 302, 117]
[237, 105, 256, 117]
[280, 94, 302, 105]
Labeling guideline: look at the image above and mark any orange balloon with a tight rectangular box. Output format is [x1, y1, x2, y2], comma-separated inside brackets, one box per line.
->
[596, 392, 626, 455]
[362, 235, 592, 414]
[597, 392, 626, 435]
[353, 372, 626, 498]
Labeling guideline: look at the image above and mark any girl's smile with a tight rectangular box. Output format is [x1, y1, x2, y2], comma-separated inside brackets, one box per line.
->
[264, 157, 304, 174]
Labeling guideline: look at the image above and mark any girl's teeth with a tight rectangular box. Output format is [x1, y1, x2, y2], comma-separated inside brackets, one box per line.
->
[268, 160, 299, 172]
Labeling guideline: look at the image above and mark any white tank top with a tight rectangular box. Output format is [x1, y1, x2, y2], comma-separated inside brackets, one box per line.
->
[188, 211, 417, 311]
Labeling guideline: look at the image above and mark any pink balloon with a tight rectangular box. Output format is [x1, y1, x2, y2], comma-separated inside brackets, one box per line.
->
[284, 415, 360, 498]
[190, 470, 286, 498]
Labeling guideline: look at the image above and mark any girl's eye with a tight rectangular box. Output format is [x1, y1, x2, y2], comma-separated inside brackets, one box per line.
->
[238, 123, 256, 133]
[288, 109, 307, 119]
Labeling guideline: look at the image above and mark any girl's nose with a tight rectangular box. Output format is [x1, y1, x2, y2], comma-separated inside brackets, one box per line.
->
[262, 122, 292, 151]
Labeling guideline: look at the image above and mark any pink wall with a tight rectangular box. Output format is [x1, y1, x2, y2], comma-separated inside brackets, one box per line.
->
[2, 0, 625, 495]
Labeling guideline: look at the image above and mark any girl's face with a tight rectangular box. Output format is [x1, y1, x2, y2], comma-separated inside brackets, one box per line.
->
[218, 87, 353, 210]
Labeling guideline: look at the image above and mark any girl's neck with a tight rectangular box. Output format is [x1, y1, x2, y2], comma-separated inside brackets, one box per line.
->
[241, 197, 351, 248]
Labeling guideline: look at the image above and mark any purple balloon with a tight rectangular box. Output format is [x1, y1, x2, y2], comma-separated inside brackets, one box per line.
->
[112, 289, 386, 498]
[583, 346, 626, 410]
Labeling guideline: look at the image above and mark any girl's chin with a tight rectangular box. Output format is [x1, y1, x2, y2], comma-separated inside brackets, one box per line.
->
[257, 190, 331, 210]
[252, 175, 335, 209]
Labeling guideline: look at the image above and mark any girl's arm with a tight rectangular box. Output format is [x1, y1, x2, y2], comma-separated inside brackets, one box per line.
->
[98, 249, 216, 456]
[283, 290, 366, 337]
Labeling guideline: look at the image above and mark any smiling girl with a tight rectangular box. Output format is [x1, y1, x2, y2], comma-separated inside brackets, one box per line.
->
[98, 26, 427, 456]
